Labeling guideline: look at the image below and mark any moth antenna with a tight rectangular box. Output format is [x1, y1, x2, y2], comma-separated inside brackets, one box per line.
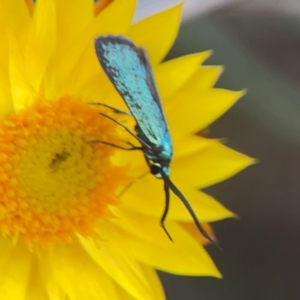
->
[163, 174, 221, 249]
[160, 178, 173, 242]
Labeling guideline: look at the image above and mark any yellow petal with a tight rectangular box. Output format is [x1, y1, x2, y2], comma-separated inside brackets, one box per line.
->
[24, 0, 56, 92]
[0, 237, 15, 267]
[167, 88, 245, 138]
[52, 0, 94, 88]
[185, 65, 224, 92]
[113, 264, 165, 300]
[95, 0, 114, 15]
[155, 51, 211, 100]
[37, 253, 65, 300]
[78, 69, 136, 114]
[173, 135, 218, 159]
[0, 0, 30, 115]
[128, 4, 183, 63]
[65, 0, 137, 98]
[115, 284, 138, 300]
[0, 61, 13, 116]
[78, 235, 164, 300]
[0, 241, 33, 299]
[120, 173, 235, 222]
[115, 133, 218, 179]
[181, 222, 215, 246]
[40, 241, 118, 300]
[8, 31, 35, 111]
[170, 188, 235, 222]
[61, 42, 108, 98]
[0, 0, 30, 36]
[54, 0, 94, 48]
[45, 0, 103, 98]
[105, 212, 221, 277]
[45, 41, 91, 99]
[112, 146, 147, 180]
[92, 0, 136, 35]
[172, 139, 255, 188]
[26, 260, 48, 300]
[138, 263, 165, 300]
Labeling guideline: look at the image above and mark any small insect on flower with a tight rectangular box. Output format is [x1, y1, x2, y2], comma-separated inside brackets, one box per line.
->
[94, 35, 218, 246]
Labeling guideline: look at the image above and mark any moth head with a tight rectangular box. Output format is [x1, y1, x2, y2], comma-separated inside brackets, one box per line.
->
[150, 162, 170, 179]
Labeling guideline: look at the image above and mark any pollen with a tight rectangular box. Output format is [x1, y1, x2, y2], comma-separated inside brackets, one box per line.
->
[0, 97, 125, 245]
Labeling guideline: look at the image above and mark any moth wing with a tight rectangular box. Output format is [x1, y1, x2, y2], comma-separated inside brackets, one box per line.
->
[95, 35, 171, 149]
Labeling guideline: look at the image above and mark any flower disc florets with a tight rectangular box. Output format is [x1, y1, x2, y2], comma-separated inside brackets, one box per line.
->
[0, 97, 125, 245]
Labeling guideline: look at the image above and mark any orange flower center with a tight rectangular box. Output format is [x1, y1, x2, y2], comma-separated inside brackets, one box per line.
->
[0, 97, 125, 245]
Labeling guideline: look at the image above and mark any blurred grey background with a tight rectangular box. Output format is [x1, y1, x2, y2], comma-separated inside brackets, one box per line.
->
[135, 1, 300, 299]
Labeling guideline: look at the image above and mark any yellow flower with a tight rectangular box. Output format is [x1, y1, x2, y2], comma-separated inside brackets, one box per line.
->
[0, 0, 253, 299]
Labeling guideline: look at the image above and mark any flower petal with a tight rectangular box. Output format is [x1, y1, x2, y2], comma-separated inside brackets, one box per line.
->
[113, 268, 164, 300]
[37, 253, 65, 300]
[172, 139, 255, 188]
[40, 241, 118, 300]
[155, 51, 211, 100]
[8, 30, 35, 111]
[128, 4, 183, 63]
[112, 147, 147, 180]
[181, 222, 215, 246]
[173, 135, 217, 159]
[0, 0, 30, 115]
[138, 263, 165, 300]
[0, 62, 13, 116]
[0, 237, 16, 269]
[104, 213, 221, 277]
[25, 260, 48, 300]
[78, 235, 164, 300]
[44, 7, 93, 98]
[0, 0, 30, 35]
[120, 173, 235, 222]
[188, 66, 224, 91]
[54, 0, 93, 47]
[167, 88, 245, 137]
[115, 132, 217, 179]
[93, 0, 136, 35]
[24, 0, 56, 92]
[65, 0, 137, 98]
[0, 240, 33, 300]
[115, 284, 139, 300]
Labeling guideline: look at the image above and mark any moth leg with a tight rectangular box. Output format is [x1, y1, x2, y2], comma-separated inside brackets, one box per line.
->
[99, 112, 151, 150]
[88, 139, 142, 151]
[124, 140, 140, 149]
[89, 102, 131, 115]
[144, 155, 152, 168]
[118, 171, 149, 198]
